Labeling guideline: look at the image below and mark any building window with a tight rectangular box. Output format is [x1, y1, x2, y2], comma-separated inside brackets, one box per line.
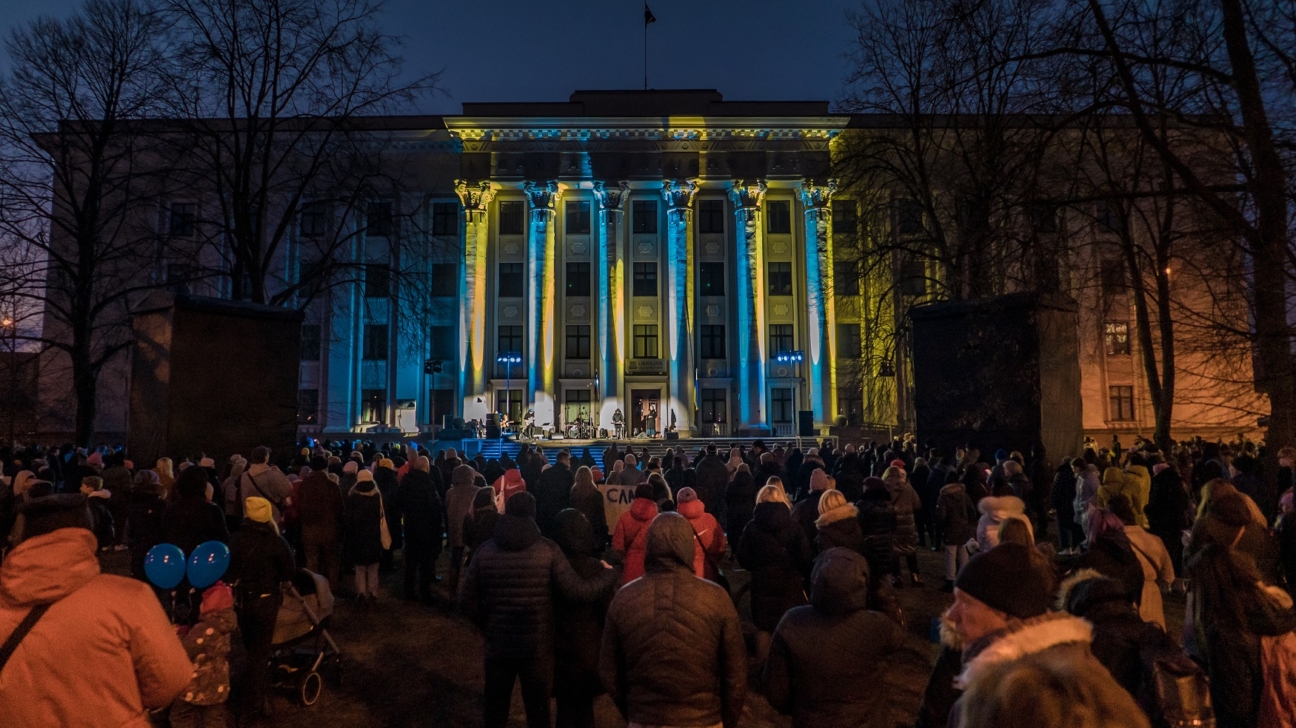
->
[362, 324, 388, 360]
[1100, 259, 1125, 296]
[367, 201, 393, 237]
[633, 262, 657, 297]
[498, 201, 525, 235]
[1109, 385, 1135, 421]
[297, 389, 319, 425]
[770, 324, 794, 356]
[564, 389, 592, 425]
[698, 199, 725, 234]
[431, 263, 457, 297]
[834, 261, 860, 296]
[633, 324, 659, 359]
[299, 203, 328, 238]
[497, 325, 523, 355]
[832, 200, 858, 236]
[361, 389, 386, 424]
[836, 323, 862, 359]
[699, 262, 725, 296]
[566, 261, 591, 297]
[632, 199, 657, 234]
[498, 263, 523, 298]
[1031, 201, 1060, 233]
[896, 198, 924, 236]
[768, 262, 793, 296]
[566, 201, 591, 234]
[429, 388, 454, 427]
[770, 388, 794, 423]
[497, 389, 523, 424]
[429, 325, 454, 360]
[300, 324, 321, 361]
[766, 200, 791, 234]
[700, 325, 726, 359]
[1097, 201, 1121, 232]
[566, 325, 591, 359]
[1105, 322, 1131, 356]
[299, 258, 324, 287]
[165, 263, 192, 295]
[431, 202, 459, 236]
[837, 388, 863, 424]
[169, 202, 196, 237]
[700, 388, 727, 423]
[364, 264, 391, 298]
[900, 259, 927, 296]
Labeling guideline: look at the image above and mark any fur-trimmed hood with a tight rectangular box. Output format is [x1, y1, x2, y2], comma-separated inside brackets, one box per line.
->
[815, 501, 858, 528]
[977, 494, 1026, 519]
[956, 611, 1094, 689]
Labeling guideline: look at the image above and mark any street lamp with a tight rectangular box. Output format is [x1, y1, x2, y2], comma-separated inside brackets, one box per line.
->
[775, 350, 804, 364]
[496, 353, 521, 431]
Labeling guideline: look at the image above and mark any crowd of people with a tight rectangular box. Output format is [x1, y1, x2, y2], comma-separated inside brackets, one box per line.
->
[2, 433, 1296, 728]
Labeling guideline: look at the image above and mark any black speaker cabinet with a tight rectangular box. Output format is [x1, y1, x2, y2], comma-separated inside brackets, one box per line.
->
[798, 410, 815, 437]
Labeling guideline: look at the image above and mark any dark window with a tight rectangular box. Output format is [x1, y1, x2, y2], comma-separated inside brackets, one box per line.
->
[430, 389, 455, 427]
[432, 202, 459, 236]
[900, 259, 926, 296]
[566, 262, 591, 297]
[896, 198, 924, 236]
[832, 200, 858, 235]
[498, 325, 523, 355]
[431, 263, 457, 297]
[770, 324, 794, 355]
[1097, 201, 1121, 232]
[300, 324, 321, 361]
[700, 325, 726, 359]
[699, 262, 725, 296]
[498, 201, 525, 235]
[299, 258, 324, 287]
[566, 325, 591, 359]
[1100, 259, 1125, 296]
[632, 200, 657, 234]
[299, 203, 328, 237]
[498, 263, 523, 298]
[768, 262, 793, 296]
[633, 262, 657, 297]
[564, 390, 592, 425]
[1104, 322, 1131, 356]
[566, 201, 591, 234]
[165, 263, 192, 295]
[361, 389, 386, 423]
[169, 202, 196, 237]
[836, 324, 862, 359]
[365, 264, 391, 298]
[297, 389, 319, 425]
[367, 201, 393, 237]
[1109, 385, 1135, 421]
[770, 388, 794, 423]
[766, 201, 791, 234]
[362, 324, 388, 360]
[1031, 201, 1060, 233]
[837, 388, 863, 424]
[698, 199, 725, 234]
[633, 324, 659, 359]
[497, 389, 523, 423]
[700, 388, 726, 423]
[834, 261, 860, 297]
[429, 325, 454, 360]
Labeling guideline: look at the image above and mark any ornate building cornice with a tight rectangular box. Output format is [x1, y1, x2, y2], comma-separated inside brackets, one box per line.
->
[662, 179, 699, 210]
[729, 180, 768, 211]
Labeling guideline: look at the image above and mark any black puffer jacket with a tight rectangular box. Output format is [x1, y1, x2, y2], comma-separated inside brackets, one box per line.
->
[162, 496, 229, 556]
[395, 469, 443, 552]
[344, 486, 383, 566]
[737, 502, 813, 631]
[1076, 533, 1145, 607]
[790, 490, 826, 546]
[1060, 573, 1168, 702]
[855, 489, 896, 577]
[553, 509, 611, 701]
[600, 512, 746, 728]
[533, 463, 574, 537]
[374, 466, 402, 549]
[458, 511, 616, 659]
[568, 480, 608, 552]
[762, 548, 904, 728]
[694, 455, 730, 521]
[227, 519, 295, 597]
[724, 471, 756, 540]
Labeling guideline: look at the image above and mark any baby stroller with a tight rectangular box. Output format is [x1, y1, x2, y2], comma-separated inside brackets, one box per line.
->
[269, 569, 343, 706]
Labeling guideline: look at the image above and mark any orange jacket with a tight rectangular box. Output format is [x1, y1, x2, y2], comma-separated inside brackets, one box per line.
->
[0, 528, 192, 727]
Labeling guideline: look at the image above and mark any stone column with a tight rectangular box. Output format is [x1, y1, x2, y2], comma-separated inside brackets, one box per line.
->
[593, 180, 629, 431]
[524, 180, 561, 430]
[800, 180, 837, 429]
[455, 180, 493, 421]
[730, 180, 768, 433]
[663, 179, 698, 436]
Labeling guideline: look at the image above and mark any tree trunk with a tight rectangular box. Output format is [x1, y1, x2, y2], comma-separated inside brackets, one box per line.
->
[71, 340, 98, 447]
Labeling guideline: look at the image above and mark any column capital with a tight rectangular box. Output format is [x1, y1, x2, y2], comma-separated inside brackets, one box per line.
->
[454, 179, 494, 220]
[662, 178, 699, 210]
[799, 179, 838, 210]
[592, 180, 631, 212]
[728, 179, 767, 211]
[523, 180, 562, 211]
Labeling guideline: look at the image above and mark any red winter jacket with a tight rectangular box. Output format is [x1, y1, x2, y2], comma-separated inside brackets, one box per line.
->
[612, 498, 658, 584]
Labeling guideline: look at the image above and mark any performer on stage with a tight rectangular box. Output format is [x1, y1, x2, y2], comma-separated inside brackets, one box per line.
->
[612, 408, 624, 439]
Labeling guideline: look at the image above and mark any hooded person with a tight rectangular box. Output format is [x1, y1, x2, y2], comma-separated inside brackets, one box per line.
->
[599, 512, 747, 728]
[790, 467, 832, 546]
[463, 486, 500, 558]
[226, 496, 295, 719]
[938, 476, 978, 589]
[551, 508, 612, 728]
[974, 493, 1029, 554]
[0, 494, 193, 727]
[737, 483, 813, 661]
[458, 492, 617, 728]
[395, 456, 444, 603]
[170, 582, 239, 727]
[491, 467, 526, 514]
[344, 469, 384, 604]
[444, 464, 482, 594]
[611, 483, 659, 585]
[293, 456, 345, 590]
[762, 548, 905, 728]
[676, 487, 726, 582]
[814, 489, 864, 555]
[127, 470, 167, 581]
[724, 464, 758, 540]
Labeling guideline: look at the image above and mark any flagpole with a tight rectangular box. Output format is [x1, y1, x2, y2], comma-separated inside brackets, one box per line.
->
[643, 16, 648, 90]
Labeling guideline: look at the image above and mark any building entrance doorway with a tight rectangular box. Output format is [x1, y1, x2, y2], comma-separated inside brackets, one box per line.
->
[630, 389, 660, 437]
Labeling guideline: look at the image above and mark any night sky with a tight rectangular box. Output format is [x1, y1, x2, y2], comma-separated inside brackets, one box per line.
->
[0, 0, 861, 114]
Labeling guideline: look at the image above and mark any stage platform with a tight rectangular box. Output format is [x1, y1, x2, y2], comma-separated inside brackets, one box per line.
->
[450, 434, 835, 464]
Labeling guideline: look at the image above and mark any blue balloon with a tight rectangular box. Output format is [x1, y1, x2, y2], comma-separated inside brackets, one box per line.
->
[187, 541, 231, 589]
[144, 544, 186, 589]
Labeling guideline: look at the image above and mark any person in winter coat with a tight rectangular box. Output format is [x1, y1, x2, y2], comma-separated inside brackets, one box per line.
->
[492, 467, 526, 513]
[856, 477, 898, 582]
[395, 457, 444, 603]
[170, 582, 238, 728]
[1122, 454, 1153, 527]
[1097, 466, 1139, 522]
[762, 548, 905, 728]
[815, 489, 864, 555]
[239, 446, 292, 525]
[737, 484, 813, 662]
[296, 457, 345, 590]
[0, 495, 192, 727]
[463, 487, 500, 558]
[568, 466, 607, 552]
[677, 487, 726, 581]
[611, 483, 658, 584]
[552, 509, 612, 728]
[226, 496, 295, 720]
[534, 452, 575, 537]
[790, 468, 832, 546]
[1186, 483, 1282, 584]
[1051, 459, 1082, 554]
[79, 476, 116, 551]
[444, 464, 480, 594]
[1105, 495, 1175, 629]
[883, 466, 923, 585]
[162, 466, 230, 560]
[219, 458, 246, 533]
[374, 460, 401, 572]
[127, 470, 167, 580]
[693, 451, 730, 521]
[458, 492, 617, 728]
[724, 464, 757, 540]
[344, 472, 384, 605]
[1145, 463, 1191, 575]
[1073, 508, 1145, 607]
[599, 511, 747, 728]
[974, 493, 1029, 553]
[937, 478, 977, 589]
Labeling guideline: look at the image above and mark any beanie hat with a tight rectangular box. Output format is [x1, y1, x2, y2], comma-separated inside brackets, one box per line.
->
[810, 468, 831, 492]
[505, 491, 537, 519]
[677, 487, 698, 504]
[634, 483, 655, 500]
[245, 496, 274, 524]
[994, 449, 1009, 462]
[817, 489, 848, 515]
[201, 582, 235, 613]
[379, 458, 394, 470]
[343, 461, 358, 474]
[503, 468, 524, 486]
[356, 469, 374, 483]
[87, 451, 104, 468]
[18, 494, 93, 541]
[199, 457, 215, 468]
[890, 458, 906, 470]
[1209, 493, 1252, 528]
[954, 543, 1050, 619]
[452, 464, 476, 487]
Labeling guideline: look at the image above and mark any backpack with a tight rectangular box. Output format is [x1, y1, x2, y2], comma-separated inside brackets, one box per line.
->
[1136, 623, 1215, 728]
